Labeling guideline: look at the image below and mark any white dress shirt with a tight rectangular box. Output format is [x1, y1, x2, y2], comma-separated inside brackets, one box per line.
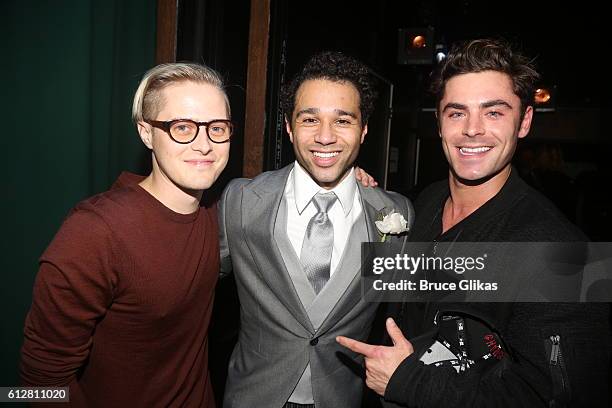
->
[285, 161, 362, 277]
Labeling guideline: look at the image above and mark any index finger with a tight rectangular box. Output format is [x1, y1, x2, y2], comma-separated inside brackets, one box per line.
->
[336, 335, 376, 357]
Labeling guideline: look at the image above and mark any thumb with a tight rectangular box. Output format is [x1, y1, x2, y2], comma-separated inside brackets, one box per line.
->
[386, 318, 408, 347]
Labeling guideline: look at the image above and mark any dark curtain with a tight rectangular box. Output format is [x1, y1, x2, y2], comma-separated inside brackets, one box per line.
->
[0, 0, 156, 385]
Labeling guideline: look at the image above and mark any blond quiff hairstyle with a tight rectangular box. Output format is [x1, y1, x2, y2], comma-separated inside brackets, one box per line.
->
[132, 62, 230, 123]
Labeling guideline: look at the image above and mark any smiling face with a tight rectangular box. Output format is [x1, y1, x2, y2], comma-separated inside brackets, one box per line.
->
[286, 79, 367, 189]
[138, 81, 230, 198]
[438, 70, 533, 186]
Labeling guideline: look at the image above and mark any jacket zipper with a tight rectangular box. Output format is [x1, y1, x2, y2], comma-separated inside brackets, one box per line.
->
[549, 335, 560, 365]
[548, 334, 570, 406]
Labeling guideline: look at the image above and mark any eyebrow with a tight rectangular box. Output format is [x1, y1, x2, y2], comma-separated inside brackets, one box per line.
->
[295, 108, 359, 119]
[441, 99, 514, 112]
[481, 99, 513, 109]
[335, 109, 358, 119]
[295, 108, 319, 117]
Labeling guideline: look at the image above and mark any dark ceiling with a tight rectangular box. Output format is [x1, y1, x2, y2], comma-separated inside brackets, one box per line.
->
[285, 0, 606, 109]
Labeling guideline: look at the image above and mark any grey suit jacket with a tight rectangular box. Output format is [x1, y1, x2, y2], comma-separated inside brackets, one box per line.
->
[219, 164, 414, 408]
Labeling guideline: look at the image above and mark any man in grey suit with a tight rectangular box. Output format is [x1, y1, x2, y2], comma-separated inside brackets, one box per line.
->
[219, 51, 414, 408]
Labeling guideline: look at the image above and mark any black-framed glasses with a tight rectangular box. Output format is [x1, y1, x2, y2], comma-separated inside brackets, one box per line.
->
[145, 118, 234, 144]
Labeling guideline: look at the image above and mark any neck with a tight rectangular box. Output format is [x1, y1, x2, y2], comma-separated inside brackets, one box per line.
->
[139, 171, 202, 215]
[442, 166, 511, 233]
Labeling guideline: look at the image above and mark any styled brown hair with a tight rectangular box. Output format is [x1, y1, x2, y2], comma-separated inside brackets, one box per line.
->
[430, 39, 540, 117]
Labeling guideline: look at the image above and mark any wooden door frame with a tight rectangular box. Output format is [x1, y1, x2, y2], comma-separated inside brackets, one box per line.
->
[155, 0, 269, 177]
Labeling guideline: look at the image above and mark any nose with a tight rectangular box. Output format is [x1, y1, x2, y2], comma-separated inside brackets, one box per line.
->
[463, 114, 485, 138]
[190, 127, 213, 154]
[314, 122, 337, 145]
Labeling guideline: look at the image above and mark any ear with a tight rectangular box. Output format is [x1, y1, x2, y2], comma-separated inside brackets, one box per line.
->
[435, 110, 442, 138]
[360, 123, 368, 144]
[285, 115, 294, 143]
[434, 109, 442, 139]
[137, 121, 153, 149]
[518, 106, 533, 139]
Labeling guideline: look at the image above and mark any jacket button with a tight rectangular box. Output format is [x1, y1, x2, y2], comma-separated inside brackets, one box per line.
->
[310, 337, 319, 346]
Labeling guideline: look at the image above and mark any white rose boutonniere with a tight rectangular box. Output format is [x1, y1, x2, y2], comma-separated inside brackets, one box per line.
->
[375, 211, 409, 242]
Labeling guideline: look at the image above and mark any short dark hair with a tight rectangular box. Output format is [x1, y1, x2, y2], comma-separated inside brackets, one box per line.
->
[281, 51, 378, 126]
[430, 39, 540, 115]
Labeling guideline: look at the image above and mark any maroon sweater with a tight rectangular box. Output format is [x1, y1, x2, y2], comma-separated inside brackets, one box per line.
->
[21, 173, 218, 407]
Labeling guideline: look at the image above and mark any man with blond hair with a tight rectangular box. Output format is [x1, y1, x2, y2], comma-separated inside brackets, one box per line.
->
[20, 62, 233, 407]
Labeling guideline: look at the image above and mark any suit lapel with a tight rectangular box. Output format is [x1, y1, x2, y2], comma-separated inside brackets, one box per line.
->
[242, 165, 315, 334]
[361, 187, 386, 242]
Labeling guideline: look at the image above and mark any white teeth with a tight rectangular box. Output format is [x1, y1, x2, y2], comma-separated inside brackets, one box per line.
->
[313, 151, 339, 158]
[460, 146, 491, 154]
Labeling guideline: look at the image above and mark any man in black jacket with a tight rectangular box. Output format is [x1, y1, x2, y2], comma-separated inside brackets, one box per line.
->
[338, 39, 610, 407]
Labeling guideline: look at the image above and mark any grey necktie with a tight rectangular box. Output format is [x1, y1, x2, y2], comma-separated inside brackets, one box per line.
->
[300, 192, 338, 294]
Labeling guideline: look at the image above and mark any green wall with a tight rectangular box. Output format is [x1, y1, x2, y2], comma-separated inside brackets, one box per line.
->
[0, 0, 156, 386]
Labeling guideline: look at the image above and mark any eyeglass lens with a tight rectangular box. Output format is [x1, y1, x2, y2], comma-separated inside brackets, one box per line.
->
[169, 120, 231, 143]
